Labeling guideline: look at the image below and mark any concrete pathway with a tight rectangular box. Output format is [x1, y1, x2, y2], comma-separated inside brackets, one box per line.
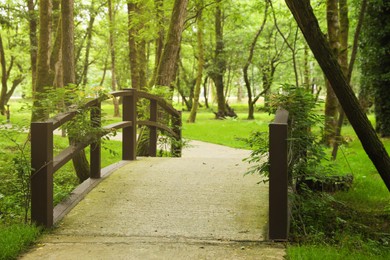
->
[21, 140, 285, 259]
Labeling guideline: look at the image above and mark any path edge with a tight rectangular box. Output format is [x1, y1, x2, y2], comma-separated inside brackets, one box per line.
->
[53, 161, 130, 225]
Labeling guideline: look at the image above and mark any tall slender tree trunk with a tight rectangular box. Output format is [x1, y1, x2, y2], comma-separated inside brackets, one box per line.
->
[210, 0, 227, 117]
[149, 0, 165, 87]
[32, 0, 52, 122]
[187, 0, 204, 123]
[243, 2, 268, 120]
[324, 0, 340, 146]
[303, 44, 310, 90]
[332, 0, 350, 159]
[61, 0, 90, 182]
[127, 2, 140, 90]
[127, 2, 147, 90]
[27, 0, 38, 92]
[0, 34, 8, 115]
[138, 39, 147, 89]
[155, 0, 188, 89]
[108, 0, 120, 117]
[81, 0, 96, 87]
[284, 0, 390, 191]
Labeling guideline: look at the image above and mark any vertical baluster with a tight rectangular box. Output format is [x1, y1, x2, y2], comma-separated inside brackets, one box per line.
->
[122, 89, 137, 160]
[90, 101, 101, 178]
[149, 99, 158, 157]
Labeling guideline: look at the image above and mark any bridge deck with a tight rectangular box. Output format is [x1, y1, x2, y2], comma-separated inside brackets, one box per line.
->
[22, 141, 285, 259]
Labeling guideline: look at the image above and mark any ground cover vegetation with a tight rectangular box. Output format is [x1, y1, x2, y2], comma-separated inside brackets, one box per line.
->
[0, 0, 389, 259]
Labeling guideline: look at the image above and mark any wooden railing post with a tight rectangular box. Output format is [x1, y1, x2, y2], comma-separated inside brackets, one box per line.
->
[269, 109, 289, 241]
[149, 99, 158, 157]
[172, 111, 182, 157]
[90, 102, 101, 178]
[122, 88, 137, 160]
[31, 122, 54, 227]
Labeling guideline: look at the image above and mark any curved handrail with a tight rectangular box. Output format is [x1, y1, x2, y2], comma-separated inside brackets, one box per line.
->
[47, 90, 180, 132]
[30, 88, 182, 227]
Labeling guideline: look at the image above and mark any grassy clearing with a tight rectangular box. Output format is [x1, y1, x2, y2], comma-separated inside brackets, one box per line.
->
[182, 111, 272, 149]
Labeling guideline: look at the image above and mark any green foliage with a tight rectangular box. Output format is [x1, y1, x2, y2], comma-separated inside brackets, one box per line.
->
[360, 1, 390, 136]
[0, 126, 31, 224]
[0, 223, 41, 260]
[244, 85, 332, 184]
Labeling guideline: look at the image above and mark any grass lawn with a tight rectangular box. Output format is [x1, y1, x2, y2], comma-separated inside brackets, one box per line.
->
[182, 111, 273, 149]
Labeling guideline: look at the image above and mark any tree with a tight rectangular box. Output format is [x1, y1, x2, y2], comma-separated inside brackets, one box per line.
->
[208, 0, 227, 117]
[323, 0, 340, 146]
[284, 0, 390, 191]
[332, 0, 368, 159]
[187, 0, 205, 123]
[154, 0, 189, 90]
[0, 33, 25, 115]
[27, 0, 38, 90]
[243, 1, 268, 120]
[61, 0, 91, 182]
[108, 0, 120, 117]
[360, 1, 390, 137]
[32, 0, 52, 122]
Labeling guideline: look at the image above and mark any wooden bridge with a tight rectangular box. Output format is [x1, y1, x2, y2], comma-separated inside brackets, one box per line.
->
[26, 89, 288, 259]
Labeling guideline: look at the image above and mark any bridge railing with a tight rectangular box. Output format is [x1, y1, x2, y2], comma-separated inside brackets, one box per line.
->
[268, 108, 289, 241]
[31, 88, 182, 227]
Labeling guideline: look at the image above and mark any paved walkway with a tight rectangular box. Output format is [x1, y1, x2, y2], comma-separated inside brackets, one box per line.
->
[21, 140, 285, 259]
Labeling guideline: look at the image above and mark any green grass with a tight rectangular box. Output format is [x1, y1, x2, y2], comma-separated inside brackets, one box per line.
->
[287, 244, 390, 260]
[182, 111, 272, 149]
[0, 223, 40, 260]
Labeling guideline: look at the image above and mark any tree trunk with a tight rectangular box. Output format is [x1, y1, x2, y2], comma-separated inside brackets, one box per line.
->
[155, 0, 188, 89]
[187, 0, 204, 123]
[210, 0, 227, 117]
[27, 0, 38, 91]
[303, 44, 310, 90]
[61, 0, 90, 182]
[149, 0, 165, 87]
[138, 39, 147, 89]
[32, 0, 52, 122]
[203, 76, 209, 108]
[81, 0, 96, 87]
[243, 2, 268, 120]
[127, 2, 140, 90]
[324, 0, 340, 146]
[332, 0, 350, 159]
[270, 1, 299, 87]
[108, 0, 120, 117]
[284, 0, 390, 191]
[0, 34, 8, 115]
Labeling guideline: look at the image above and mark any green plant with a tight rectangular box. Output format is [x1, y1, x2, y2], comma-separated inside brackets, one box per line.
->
[244, 84, 333, 187]
[0, 125, 32, 224]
